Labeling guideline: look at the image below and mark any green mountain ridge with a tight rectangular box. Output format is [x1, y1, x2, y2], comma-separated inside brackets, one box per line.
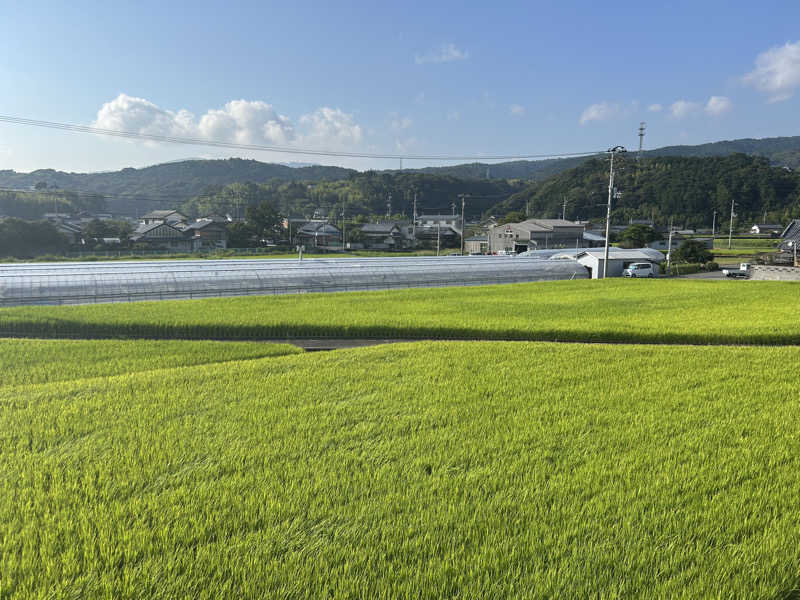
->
[1, 135, 799, 220]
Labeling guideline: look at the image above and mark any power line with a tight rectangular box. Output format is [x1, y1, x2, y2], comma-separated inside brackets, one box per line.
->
[0, 114, 605, 162]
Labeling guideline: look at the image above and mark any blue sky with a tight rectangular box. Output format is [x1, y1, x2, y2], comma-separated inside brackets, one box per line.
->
[1, 0, 799, 172]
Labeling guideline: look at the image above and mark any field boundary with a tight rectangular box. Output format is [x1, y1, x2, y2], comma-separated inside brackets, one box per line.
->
[2, 331, 800, 349]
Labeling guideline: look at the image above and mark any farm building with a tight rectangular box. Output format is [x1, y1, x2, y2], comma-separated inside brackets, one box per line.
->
[551, 248, 663, 279]
[464, 235, 488, 254]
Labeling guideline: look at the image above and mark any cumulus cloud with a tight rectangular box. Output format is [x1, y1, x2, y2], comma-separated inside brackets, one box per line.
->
[93, 94, 363, 151]
[705, 95, 732, 116]
[742, 40, 800, 102]
[390, 114, 413, 130]
[415, 43, 468, 64]
[509, 104, 525, 117]
[298, 107, 363, 148]
[579, 101, 620, 125]
[648, 103, 663, 112]
[669, 100, 701, 118]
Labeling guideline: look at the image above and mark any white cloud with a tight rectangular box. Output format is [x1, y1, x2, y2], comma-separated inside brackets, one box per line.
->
[705, 95, 732, 116]
[93, 94, 363, 151]
[579, 101, 620, 125]
[390, 114, 413, 130]
[648, 103, 663, 112]
[509, 104, 525, 117]
[446, 110, 461, 121]
[415, 43, 468, 64]
[394, 137, 418, 153]
[669, 99, 701, 118]
[742, 40, 800, 102]
[298, 107, 363, 148]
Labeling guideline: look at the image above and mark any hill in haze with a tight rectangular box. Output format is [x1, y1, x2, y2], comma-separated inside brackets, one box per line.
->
[1, 135, 799, 217]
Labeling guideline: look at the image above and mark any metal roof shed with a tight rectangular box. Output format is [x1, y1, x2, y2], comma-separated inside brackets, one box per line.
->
[568, 249, 662, 279]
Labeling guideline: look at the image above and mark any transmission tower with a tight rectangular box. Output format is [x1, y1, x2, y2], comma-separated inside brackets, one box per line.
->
[638, 122, 646, 160]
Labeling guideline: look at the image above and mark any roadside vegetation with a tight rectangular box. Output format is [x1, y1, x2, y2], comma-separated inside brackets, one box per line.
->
[2, 279, 800, 345]
[2, 341, 800, 598]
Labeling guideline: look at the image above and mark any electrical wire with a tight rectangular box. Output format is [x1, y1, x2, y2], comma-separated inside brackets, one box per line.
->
[0, 114, 605, 162]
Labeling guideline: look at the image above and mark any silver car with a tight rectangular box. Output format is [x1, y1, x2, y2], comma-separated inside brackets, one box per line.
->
[623, 262, 655, 278]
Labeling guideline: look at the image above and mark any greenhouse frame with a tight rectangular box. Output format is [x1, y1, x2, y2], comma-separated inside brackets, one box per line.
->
[0, 256, 588, 306]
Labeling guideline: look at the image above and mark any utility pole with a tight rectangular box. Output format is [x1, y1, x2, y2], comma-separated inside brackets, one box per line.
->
[638, 122, 646, 161]
[387, 194, 392, 220]
[436, 223, 440, 256]
[412, 192, 417, 244]
[712, 210, 717, 237]
[728, 197, 736, 250]
[450, 201, 456, 216]
[458, 194, 468, 255]
[341, 209, 346, 250]
[603, 146, 627, 278]
[666, 217, 674, 273]
[562, 196, 568, 221]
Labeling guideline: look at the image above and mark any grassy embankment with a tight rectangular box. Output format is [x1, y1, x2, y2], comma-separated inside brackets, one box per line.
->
[2, 279, 799, 345]
[2, 339, 800, 598]
[712, 238, 780, 265]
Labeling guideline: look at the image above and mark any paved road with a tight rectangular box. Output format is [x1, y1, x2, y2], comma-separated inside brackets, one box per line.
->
[675, 270, 727, 279]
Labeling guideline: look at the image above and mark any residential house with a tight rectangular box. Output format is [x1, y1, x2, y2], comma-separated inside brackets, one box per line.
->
[296, 222, 341, 247]
[140, 210, 188, 226]
[488, 219, 585, 253]
[360, 223, 404, 249]
[185, 220, 228, 250]
[130, 222, 194, 252]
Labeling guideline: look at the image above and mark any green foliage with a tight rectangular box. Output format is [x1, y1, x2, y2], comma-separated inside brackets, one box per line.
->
[0, 218, 69, 257]
[496, 154, 800, 227]
[674, 239, 714, 264]
[618, 224, 661, 248]
[0, 189, 105, 219]
[499, 210, 526, 224]
[4, 279, 800, 345]
[2, 340, 800, 597]
[82, 218, 133, 240]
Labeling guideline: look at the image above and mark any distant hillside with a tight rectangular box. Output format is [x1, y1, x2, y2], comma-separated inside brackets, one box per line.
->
[414, 135, 800, 181]
[0, 159, 356, 216]
[1, 135, 799, 217]
[412, 156, 590, 181]
[488, 153, 800, 229]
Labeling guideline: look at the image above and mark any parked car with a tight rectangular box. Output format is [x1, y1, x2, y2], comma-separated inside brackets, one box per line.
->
[623, 262, 655, 278]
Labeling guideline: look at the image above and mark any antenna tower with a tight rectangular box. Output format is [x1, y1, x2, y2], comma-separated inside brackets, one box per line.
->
[638, 122, 646, 160]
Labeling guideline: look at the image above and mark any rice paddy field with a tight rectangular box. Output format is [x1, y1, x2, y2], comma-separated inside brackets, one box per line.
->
[2, 278, 800, 598]
[2, 339, 800, 598]
[1, 279, 799, 345]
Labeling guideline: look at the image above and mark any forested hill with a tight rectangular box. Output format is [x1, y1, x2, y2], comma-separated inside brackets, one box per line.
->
[0, 159, 356, 214]
[489, 154, 800, 229]
[414, 135, 800, 180]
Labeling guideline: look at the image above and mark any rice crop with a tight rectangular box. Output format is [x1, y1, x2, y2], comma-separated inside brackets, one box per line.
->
[1, 279, 799, 345]
[2, 341, 800, 598]
[0, 338, 301, 388]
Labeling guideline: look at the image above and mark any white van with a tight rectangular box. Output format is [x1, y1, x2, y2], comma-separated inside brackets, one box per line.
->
[623, 262, 655, 278]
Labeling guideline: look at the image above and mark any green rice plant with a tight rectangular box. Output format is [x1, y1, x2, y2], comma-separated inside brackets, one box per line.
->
[0, 338, 301, 387]
[1, 279, 799, 345]
[2, 341, 800, 598]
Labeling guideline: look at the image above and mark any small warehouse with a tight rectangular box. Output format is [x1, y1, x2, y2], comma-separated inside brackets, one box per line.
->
[551, 248, 663, 279]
